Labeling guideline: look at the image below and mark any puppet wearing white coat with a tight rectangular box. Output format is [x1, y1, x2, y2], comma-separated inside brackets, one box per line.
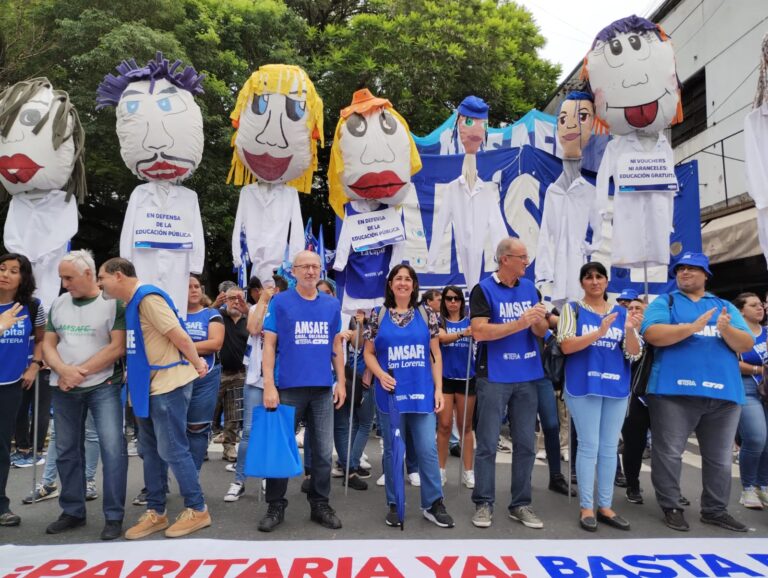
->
[0, 79, 86, 311]
[97, 53, 206, 318]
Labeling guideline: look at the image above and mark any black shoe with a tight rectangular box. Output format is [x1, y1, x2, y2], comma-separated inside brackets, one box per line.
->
[0, 511, 21, 526]
[132, 489, 148, 506]
[343, 474, 368, 491]
[100, 520, 123, 540]
[310, 503, 342, 529]
[664, 508, 689, 532]
[449, 444, 461, 458]
[355, 466, 371, 479]
[549, 474, 576, 497]
[385, 504, 401, 527]
[579, 515, 597, 532]
[258, 503, 285, 532]
[626, 487, 644, 504]
[597, 510, 630, 531]
[570, 473, 578, 485]
[700, 511, 748, 532]
[46, 513, 86, 534]
[423, 498, 454, 528]
[680, 496, 691, 506]
[614, 472, 628, 488]
[301, 477, 311, 494]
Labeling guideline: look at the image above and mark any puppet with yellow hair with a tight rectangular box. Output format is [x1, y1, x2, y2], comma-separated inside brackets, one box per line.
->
[228, 64, 323, 283]
[329, 88, 421, 314]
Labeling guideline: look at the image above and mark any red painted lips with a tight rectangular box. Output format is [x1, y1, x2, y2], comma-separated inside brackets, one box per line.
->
[349, 170, 406, 199]
[140, 161, 190, 181]
[243, 150, 293, 181]
[0, 154, 42, 184]
[624, 100, 659, 129]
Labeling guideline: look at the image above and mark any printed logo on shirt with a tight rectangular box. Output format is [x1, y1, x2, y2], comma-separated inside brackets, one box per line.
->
[0, 319, 26, 344]
[702, 381, 725, 390]
[396, 393, 425, 402]
[498, 301, 532, 321]
[387, 344, 426, 370]
[294, 320, 329, 345]
[126, 329, 136, 352]
[57, 324, 96, 337]
[502, 352, 521, 360]
[185, 320, 207, 340]
[588, 371, 621, 381]
[695, 326, 721, 338]
[581, 324, 623, 350]
[676, 379, 696, 387]
[445, 326, 469, 348]
[754, 341, 767, 362]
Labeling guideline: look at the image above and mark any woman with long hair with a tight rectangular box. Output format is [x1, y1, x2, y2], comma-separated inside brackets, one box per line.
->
[0, 253, 45, 526]
[437, 285, 475, 488]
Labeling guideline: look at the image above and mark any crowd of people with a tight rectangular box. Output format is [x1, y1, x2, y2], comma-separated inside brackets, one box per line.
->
[0, 237, 766, 540]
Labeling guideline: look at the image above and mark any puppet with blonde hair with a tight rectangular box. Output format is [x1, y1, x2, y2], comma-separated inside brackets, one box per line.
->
[228, 64, 323, 284]
[585, 15, 682, 269]
[0, 77, 86, 309]
[330, 88, 420, 314]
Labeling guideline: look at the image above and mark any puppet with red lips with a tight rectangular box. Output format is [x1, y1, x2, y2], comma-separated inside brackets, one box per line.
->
[585, 16, 683, 270]
[329, 89, 421, 314]
[97, 53, 206, 318]
[228, 65, 323, 284]
[0, 78, 86, 309]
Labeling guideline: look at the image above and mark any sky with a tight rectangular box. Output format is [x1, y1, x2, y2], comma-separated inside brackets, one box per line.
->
[515, 0, 665, 83]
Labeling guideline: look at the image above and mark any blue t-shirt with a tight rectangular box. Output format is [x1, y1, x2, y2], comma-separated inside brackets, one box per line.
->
[641, 290, 752, 403]
[184, 308, 223, 369]
[263, 289, 341, 388]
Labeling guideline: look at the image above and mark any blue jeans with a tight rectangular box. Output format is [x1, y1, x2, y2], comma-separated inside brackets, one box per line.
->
[265, 386, 334, 508]
[536, 378, 561, 478]
[379, 410, 442, 509]
[566, 392, 628, 510]
[374, 405, 419, 475]
[235, 382, 264, 484]
[43, 414, 100, 485]
[334, 387, 375, 470]
[137, 382, 205, 513]
[186, 364, 221, 471]
[52, 383, 128, 521]
[472, 377, 540, 510]
[738, 378, 768, 489]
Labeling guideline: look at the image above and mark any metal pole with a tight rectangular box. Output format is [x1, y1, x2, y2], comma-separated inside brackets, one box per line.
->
[643, 263, 649, 303]
[457, 335, 473, 497]
[31, 372, 40, 502]
[567, 410, 572, 505]
[344, 322, 361, 496]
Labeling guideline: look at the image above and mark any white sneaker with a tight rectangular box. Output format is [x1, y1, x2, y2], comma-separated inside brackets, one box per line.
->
[360, 456, 372, 470]
[408, 472, 421, 487]
[331, 466, 345, 478]
[535, 449, 547, 461]
[440, 468, 447, 486]
[757, 487, 768, 507]
[224, 482, 244, 502]
[295, 426, 305, 448]
[739, 487, 764, 510]
[225, 463, 237, 472]
[561, 451, 569, 463]
[462, 470, 475, 489]
[376, 474, 386, 486]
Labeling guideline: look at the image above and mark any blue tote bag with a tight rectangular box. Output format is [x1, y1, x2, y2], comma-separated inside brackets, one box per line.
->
[244, 404, 303, 478]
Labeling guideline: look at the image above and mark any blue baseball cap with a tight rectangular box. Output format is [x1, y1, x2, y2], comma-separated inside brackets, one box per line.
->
[671, 251, 713, 277]
[617, 288, 639, 302]
[457, 95, 489, 119]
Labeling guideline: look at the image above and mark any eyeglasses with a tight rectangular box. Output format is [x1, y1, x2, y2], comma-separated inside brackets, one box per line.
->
[294, 264, 321, 272]
[504, 253, 529, 262]
[444, 295, 462, 302]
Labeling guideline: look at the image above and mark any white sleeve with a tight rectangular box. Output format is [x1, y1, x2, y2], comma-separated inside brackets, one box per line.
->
[190, 193, 205, 274]
[595, 141, 613, 219]
[231, 189, 246, 268]
[389, 239, 405, 268]
[486, 183, 508, 250]
[426, 186, 454, 272]
[120, 190, 138, 261]
[287, 190, 305, 261]
[535, 188, 555, 282]
[745, 112, 768, 209]
[333, 214, 353, 271]
[585, 184, 603, 255]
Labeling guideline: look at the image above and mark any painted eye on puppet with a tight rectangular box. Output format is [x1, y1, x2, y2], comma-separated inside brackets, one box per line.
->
[285, 97, 306, 122]
[579, 111, 591, 123]
[252, 94, 269, 116]
[346, 113, 367, 137]
[125, 101, 140, 114]
[379, 110, 397, 135]
[19, 108, 42, 127]
[558, 114, 567, 126]
[155, 94, 187, 115]
[628, 34, 642, 50]
[157, 97, 172, 112]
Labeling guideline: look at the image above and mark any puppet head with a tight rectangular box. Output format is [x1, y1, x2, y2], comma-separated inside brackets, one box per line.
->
[228, 64, 323, 193]
[557, 91, 595, 159]
[328, 88, 421, 217]
[97, 52, 205, 183]
[456, 95, 488, 154]
[584, 15, 681, 135]
[0, 78, 85, 201]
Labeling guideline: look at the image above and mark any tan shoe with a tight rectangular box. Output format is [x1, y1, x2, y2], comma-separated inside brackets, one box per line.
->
[125, 510, 169, 540]
[165, 507, 211, 538]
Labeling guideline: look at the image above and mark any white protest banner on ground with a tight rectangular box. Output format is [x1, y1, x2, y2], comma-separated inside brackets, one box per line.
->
[347, 207, 406, 252]
[2, 538, 767, 578]
[133, 209, 194, 251]
[616, 151, 679, 193]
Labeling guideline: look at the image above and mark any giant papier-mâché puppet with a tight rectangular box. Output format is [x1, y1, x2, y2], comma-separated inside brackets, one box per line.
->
[0, 78, 86, 310]
[426, 95, 507, 291]
[535, 91, 605, 307]
[228, 64, 323, 284]
[585, 15, 683, 269]
[97, 52, 205, 318]
[329, 88, 421, 314]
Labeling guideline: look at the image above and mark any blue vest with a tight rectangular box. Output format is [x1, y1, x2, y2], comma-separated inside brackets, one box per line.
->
[742, 326, 767, 387]
[126, 285, 188, 417]
[441, 317, 475, 379]
[0, 300, 36, 385]
[374, 309, 434, 414]
[649, 293, 747, 404]
[564, 304, 630, 398]
[184, 308, 221, 368]
[271, 290, 340, 388]
[479, 276, 544, 383]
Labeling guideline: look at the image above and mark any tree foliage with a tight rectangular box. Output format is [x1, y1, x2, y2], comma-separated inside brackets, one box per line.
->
[0, 0, 559, 290]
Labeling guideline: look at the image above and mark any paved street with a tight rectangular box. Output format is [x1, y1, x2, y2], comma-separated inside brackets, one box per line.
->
[4, 434, 766, 545]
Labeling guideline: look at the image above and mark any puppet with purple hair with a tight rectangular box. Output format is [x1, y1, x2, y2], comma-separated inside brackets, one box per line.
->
[97, 52, 205, 318]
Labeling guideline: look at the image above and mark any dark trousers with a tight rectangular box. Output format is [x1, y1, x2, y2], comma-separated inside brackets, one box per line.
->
[0, 382, 23, 513]
[14, 370, 51, 452]
[622, 393, 651, 491]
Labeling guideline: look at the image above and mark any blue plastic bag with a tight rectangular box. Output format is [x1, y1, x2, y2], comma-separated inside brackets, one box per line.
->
[244, 404, 303, 478]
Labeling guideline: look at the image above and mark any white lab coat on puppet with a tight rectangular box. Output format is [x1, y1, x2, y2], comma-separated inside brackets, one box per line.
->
[744, 34, 768, 268]
[227, 65, 324, 283]
[0, 79, 85, 311]
[97, 54, 207, 319]
[585, 15, 682, 269]
[327, 88, 421, 313]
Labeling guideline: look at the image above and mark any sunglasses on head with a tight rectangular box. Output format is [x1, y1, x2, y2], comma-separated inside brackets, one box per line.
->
[444, 295, 462, 302]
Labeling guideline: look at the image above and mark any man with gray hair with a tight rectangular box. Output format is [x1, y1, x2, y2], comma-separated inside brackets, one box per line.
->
[42, 250, 128, 540]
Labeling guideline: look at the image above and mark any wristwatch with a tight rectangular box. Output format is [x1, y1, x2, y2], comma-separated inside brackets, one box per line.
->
[32, 359, 44, 368]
